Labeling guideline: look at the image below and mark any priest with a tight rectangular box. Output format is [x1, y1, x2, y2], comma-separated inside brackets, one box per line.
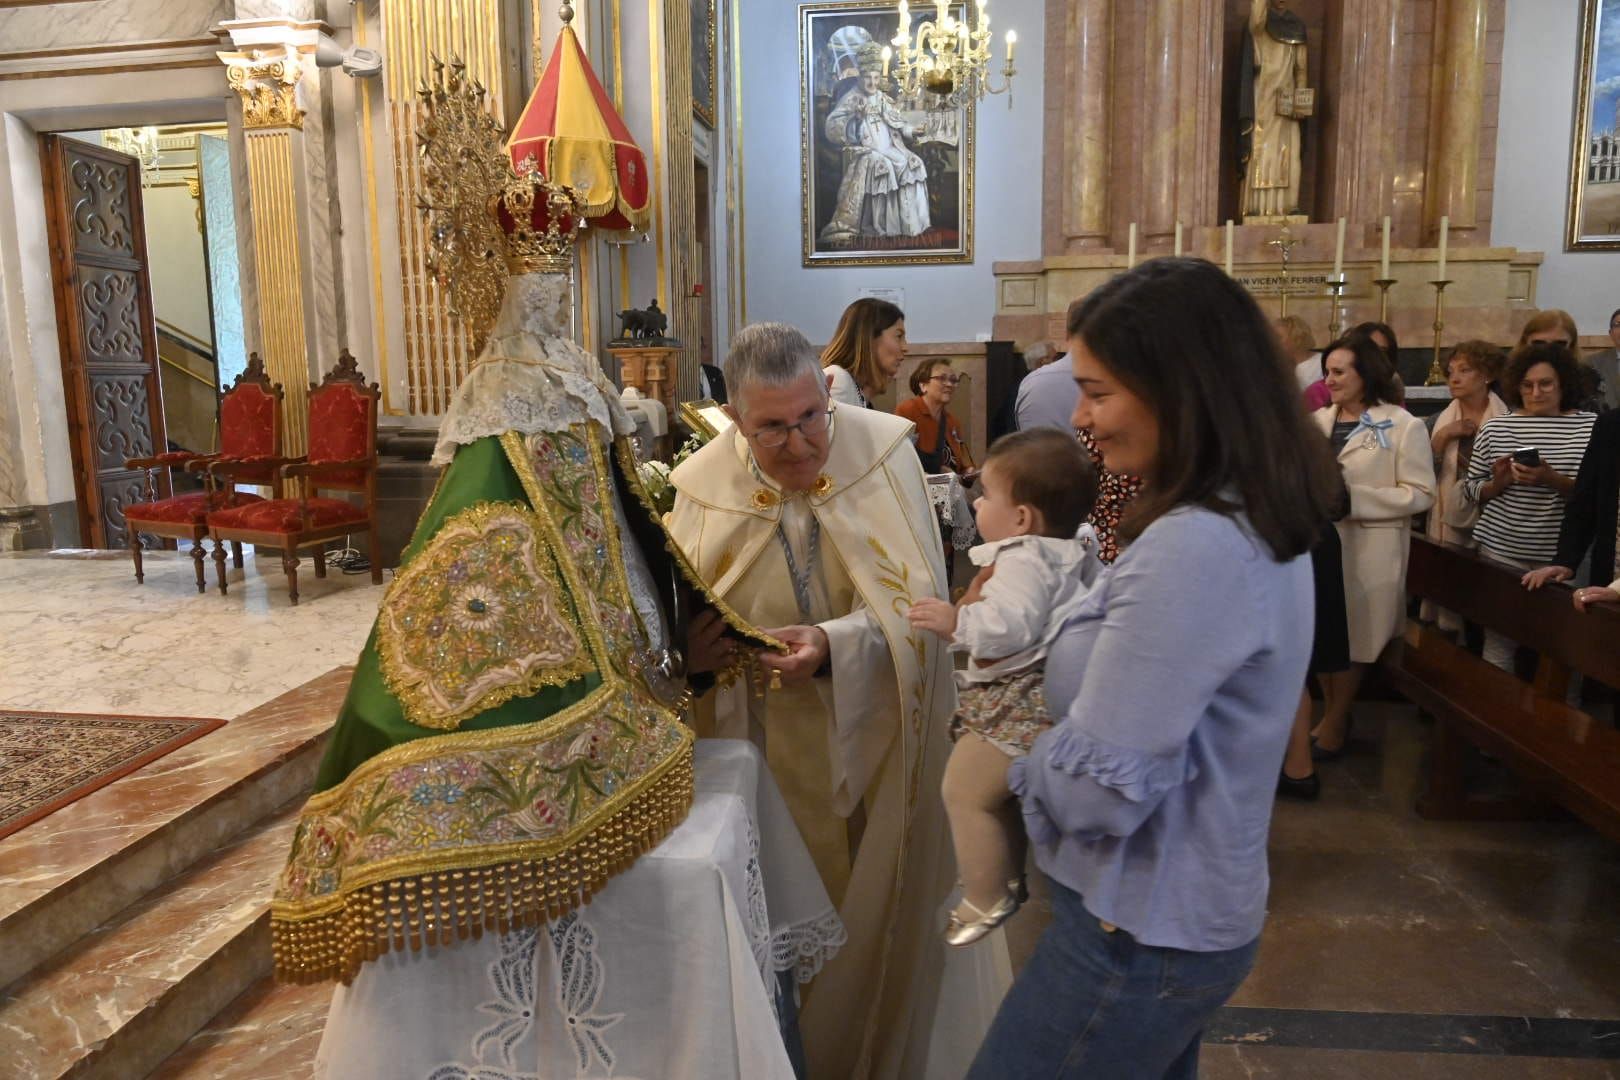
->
[668, 323, 992, 1079]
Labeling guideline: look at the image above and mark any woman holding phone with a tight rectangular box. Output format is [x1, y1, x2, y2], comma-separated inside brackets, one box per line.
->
[1463, 342, 1595, 671]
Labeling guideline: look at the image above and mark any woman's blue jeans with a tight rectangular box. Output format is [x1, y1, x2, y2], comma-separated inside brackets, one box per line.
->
[967, 877, 1257, 1079]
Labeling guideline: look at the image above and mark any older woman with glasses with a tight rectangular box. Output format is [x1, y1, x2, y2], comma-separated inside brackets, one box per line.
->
[896, 357, 979, 482]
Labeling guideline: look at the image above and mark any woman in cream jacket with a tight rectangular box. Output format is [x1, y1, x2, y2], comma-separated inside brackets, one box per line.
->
[1310, 335, 1436, 757]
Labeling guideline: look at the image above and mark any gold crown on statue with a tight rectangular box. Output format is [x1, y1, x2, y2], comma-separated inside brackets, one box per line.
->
[491, 162, 588, 274]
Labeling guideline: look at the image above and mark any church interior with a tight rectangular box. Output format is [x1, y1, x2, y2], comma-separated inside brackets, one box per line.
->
[2, 0, 1620, 1076]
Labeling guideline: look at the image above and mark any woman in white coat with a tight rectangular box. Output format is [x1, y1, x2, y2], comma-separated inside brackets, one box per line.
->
[1310, 335, 1436, 757]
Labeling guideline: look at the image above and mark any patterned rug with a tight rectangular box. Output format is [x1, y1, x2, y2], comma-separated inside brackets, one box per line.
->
[0, 710, 227, 841]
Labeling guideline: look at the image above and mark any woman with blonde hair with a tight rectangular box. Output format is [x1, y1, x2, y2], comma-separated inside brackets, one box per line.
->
[1423, 340, 1509, 632]
[821, 297, 908, 409]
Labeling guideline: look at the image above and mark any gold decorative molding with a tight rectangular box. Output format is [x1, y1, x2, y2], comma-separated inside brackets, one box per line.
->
[381, 0, 507, 415]
[220, 45, 306, 131]
[245, 130, 312, 453]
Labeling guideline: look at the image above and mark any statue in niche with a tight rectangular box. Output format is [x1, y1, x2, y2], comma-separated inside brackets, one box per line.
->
[1238, 0, 1314, 222]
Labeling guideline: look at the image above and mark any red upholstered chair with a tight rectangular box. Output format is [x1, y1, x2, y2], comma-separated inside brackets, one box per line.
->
[124, 354, 284, 592]
[205, 350, 382, 604]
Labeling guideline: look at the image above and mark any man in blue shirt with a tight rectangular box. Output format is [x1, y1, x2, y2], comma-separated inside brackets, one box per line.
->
[1014, 341, 1080, 434]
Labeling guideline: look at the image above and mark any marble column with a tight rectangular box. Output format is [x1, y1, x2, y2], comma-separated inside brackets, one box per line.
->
[1137, 0, 1222, 244]
[1326, 0, 1403, 230]
[1424, 0, 1489, 242]
[1058, 0, 1112, 253]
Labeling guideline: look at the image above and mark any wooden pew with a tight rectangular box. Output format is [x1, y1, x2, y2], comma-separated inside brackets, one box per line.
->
[1384, 536, 1620, 841]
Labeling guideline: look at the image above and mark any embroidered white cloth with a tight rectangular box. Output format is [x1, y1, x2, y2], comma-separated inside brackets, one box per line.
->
[313, 740, 843, 1080]
[926, 472, 977, 550]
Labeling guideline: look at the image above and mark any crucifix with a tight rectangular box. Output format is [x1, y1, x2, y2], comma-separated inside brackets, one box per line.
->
[1267, 223, 1300, 316]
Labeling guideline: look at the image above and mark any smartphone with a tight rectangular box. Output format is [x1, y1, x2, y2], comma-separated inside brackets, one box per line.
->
[1512, 447, 1541, 467]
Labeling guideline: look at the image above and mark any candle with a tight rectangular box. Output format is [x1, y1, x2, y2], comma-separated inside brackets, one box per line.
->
[1380, 215, 1391, 280]
[1005, 29, 1016, 62]
[1437, 215, 1449, 280]
[1173, 222, 1184, 258]
[1332, 216, 1346, 279]
[881, 45, 891, 78]
[1225, 219, 1234, 276]
[1127, 222, 1137, 269]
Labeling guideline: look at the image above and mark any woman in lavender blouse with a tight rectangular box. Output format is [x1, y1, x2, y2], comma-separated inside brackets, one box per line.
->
[967, 259, 1341, 1079]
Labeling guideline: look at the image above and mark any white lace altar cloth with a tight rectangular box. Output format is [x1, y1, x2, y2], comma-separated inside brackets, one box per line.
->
[927, 472, 977, 551]
[313, 740, 845, 1080]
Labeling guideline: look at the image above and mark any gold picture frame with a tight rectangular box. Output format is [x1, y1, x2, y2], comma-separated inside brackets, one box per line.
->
[692, 0, 717, 128]
[799, 1, 975, 267]
[1566, 0, 1620, 250]
[680, 398, 733, 439]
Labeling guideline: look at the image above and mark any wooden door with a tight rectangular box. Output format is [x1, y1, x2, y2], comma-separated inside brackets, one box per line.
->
[40, 134, 169, 549]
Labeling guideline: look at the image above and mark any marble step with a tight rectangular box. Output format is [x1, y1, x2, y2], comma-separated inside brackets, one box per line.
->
[148, 976, 329, 1078]
[0, 800, 302, 1080]
[0, 667, 352, 992]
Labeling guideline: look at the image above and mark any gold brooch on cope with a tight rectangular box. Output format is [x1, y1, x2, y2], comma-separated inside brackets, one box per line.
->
[811, 475, 835, 498]
[751, 488, 780, 511]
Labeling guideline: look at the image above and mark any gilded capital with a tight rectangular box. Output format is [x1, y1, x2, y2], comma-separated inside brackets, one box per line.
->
[219, 45, 306, 130]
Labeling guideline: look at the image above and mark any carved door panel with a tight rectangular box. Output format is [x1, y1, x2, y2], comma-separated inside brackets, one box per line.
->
[40, 135, 168, 549]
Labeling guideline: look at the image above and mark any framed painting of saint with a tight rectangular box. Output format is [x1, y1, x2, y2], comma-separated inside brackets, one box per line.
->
[799, 1, 975, 267]
[1568, 0, 1620, 249]
[692, 0, 717, 128]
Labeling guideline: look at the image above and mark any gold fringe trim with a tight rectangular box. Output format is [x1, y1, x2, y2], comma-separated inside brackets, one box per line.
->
[271, 747, 695, 986]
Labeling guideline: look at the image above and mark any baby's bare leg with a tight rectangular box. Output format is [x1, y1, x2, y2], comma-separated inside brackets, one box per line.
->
[941, 734, 1020, 910]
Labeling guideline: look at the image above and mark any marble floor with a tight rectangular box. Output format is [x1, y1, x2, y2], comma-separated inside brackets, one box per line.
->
[0, 548, 380, 717]
[1005, 700, 1620, 1077]
[7, 548, 1619, 1076]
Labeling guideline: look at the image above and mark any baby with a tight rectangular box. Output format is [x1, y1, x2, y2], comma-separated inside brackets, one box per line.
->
[908, 428, 1101, 946]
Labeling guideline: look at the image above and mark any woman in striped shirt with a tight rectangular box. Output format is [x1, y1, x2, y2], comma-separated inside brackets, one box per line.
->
[1463, 342, 1595, 671]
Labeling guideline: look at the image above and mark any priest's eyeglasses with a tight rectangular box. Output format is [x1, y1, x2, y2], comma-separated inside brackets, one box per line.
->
[745, 407, 835, 449]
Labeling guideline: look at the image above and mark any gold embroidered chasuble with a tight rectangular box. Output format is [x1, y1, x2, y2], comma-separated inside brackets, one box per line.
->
[667, 404, 959, 1079]
[270, 272, 766, 986]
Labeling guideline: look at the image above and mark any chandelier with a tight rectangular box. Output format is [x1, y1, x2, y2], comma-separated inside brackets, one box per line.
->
[883, 0, 1016, 108]
[104, 126, 163, 188]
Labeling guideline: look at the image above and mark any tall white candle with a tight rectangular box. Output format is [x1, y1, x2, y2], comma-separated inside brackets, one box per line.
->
[1127, 222, 1137, 269]
[1174, 222, 1183, 258]
[1380, 216, 1391, 279]
[1225, 220, 1234, 276]
[1332, 216, 1346, 278]
[1437, 215, 1449, 280]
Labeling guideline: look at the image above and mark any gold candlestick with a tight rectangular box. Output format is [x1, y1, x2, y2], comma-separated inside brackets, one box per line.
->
[1426, 279, 1452, 386]
[1325, 273, 1348, 341]
[1373, 277, 1396, 326]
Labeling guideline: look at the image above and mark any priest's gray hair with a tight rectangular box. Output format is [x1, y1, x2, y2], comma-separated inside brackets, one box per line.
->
[724, 322, 826, 416]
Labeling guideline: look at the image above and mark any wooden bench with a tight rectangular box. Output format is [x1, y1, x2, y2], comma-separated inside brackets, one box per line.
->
[1383, 535, 1620, 841]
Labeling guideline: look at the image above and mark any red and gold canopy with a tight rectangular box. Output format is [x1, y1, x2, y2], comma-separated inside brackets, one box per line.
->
[506, 25, 650, 233]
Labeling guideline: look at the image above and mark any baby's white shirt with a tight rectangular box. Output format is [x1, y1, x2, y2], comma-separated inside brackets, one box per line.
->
[952, 525, 1104, 685]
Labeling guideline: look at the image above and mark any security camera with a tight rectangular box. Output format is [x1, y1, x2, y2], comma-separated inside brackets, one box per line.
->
[314, 32, 382, 78]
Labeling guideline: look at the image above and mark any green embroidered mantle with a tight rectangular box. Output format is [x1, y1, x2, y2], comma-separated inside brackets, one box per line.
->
[271, 427, 695, 985]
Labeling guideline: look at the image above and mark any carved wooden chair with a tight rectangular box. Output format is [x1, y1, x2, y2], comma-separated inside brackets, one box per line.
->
[123, 354, 284, 591]
[205, 350, 382, 604]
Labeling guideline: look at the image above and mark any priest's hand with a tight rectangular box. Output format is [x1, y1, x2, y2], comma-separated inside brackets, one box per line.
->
[758, 625, 830, 686]
[686, 609, 734, 675]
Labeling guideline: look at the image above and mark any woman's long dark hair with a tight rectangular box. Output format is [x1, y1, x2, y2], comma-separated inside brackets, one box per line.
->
[1067, 257, 1339, 561]
[821, 298, 904, 393]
